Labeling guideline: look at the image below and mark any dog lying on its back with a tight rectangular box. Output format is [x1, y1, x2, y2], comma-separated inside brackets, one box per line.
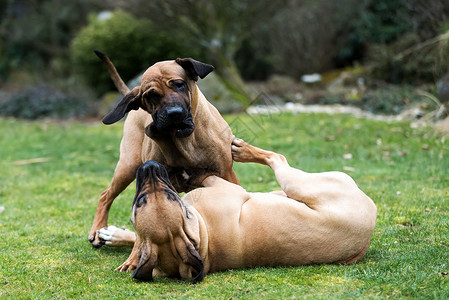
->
[88, 51, 239, 247]
[99, 138, 377, 282]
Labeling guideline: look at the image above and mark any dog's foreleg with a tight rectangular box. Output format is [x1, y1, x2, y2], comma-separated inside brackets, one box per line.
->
[98, 225, 136, 247]
[89, 159, 139, 248]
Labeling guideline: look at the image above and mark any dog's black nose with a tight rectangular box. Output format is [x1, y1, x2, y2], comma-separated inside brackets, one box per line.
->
[142, 160, 162, 168]
[166, 106, 184, 122]
[140, 160, 165, 172]
[137, 160, 170, 185]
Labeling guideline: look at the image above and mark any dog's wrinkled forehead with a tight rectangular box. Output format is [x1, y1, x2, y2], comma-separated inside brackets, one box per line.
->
[140, 60, 187, 91]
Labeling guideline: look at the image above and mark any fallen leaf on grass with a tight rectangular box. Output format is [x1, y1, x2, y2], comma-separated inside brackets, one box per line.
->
[12, 157, 51, 166]
[393, 216, 413, 226]
[398, 150, 410, 157]
[422, 144, 430, 150]
[343, 153, 353, 160]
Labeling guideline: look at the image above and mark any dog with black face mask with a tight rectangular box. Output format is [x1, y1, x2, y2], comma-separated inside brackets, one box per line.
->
[99, 139, 376, 283]
[88, 51, 239, 248]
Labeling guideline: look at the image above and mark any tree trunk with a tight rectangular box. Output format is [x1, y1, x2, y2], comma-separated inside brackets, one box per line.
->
[208, 50, 255, 106]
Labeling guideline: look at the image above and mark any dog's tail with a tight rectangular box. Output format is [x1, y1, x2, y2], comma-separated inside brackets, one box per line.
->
[94, 50, 130, 96]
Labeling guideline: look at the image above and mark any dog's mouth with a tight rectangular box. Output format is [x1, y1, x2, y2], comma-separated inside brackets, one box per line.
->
[171, 117, 195, 138]
[148, 108, 195, 138]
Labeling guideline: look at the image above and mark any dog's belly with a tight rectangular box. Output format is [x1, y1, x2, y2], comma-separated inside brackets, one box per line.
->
[239, 193, 373, 267]
[201, 192, 373, 271]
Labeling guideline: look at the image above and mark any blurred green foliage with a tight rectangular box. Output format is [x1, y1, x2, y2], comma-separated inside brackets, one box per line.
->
[1, 0, 449, 118]
[0, 84, 94, 119]
[70, 10, 203, 95]
[0, 0, 100, 81]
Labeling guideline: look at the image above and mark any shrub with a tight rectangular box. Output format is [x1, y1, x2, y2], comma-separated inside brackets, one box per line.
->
[70, 10, 198, 95]
[360, 85, 418, 115]
[0, 84, 94, 119]
[358, 0, 449, 83]
[367, 30, 449, 84]
[268, 0, 363, 78]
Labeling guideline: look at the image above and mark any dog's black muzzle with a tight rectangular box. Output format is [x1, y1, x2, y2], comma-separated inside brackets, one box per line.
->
[150, 101, 195, 138]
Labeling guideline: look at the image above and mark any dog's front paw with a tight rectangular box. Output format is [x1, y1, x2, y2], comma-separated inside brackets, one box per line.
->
[98, 226, 136, 247]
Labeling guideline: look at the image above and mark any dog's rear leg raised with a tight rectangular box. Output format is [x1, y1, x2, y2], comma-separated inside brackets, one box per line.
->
[232, 138, 319, 208]
[88, 159, 140, 248]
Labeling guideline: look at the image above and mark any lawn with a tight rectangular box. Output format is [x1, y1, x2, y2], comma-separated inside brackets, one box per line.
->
[0, 112, 448, 299]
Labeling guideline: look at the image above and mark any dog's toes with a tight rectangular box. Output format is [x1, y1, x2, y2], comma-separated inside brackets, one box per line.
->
[232, 137, 246, 147]
[92, 240, 104, 248]
[115, 262, 136, 272]
[231, 138, 250, 162]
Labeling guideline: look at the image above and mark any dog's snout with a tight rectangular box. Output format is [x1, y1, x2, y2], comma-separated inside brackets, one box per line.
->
[140, 160, 167, 177]
[136, 160, 171, 188]
[166, 106, 184, 121]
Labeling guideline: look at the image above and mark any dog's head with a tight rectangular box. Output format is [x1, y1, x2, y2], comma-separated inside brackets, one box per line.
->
[102, 58, 214, 138]
[129, 160, 204, 283]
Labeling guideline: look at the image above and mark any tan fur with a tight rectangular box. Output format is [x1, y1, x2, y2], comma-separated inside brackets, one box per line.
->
[88, 59, 239, 247]
[111, 139, 377, 281]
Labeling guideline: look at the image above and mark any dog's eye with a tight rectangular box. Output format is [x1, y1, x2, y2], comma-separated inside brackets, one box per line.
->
[136, 194, 147, 208]
[172, 80, 186, 92]
[144, 90, 161, 103]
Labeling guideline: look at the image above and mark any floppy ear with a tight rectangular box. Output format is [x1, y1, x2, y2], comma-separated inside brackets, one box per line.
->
[103, 86, 142, 125]
[183, 206, 201, 248]
[175, 233, 204, 283]
[175, 58, 214, 81]
[131, 241, 158, 282]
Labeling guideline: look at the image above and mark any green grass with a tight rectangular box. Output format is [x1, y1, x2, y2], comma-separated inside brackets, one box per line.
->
[0, 113, 448, 299]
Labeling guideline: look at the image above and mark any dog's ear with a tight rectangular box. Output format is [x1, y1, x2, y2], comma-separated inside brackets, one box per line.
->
[176, 58, 214, 81]
[176, 205, 203, 282]
[175, 234, 204, 283]
[131, 241, 158, 282]
[103, 86, 142, 125]
[183, 206, 201, 249]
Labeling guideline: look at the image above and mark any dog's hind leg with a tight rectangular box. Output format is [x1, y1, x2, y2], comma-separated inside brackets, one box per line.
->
[232, 138, 321, 209]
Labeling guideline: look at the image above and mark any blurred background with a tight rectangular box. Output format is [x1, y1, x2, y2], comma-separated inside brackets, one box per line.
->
[1, 0, 449, 122]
